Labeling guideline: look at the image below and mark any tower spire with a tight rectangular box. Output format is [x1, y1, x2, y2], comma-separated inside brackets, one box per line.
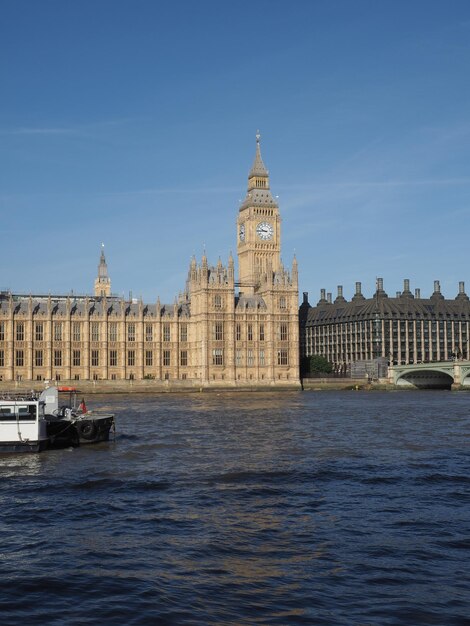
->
[249, 130, 269, 179]
[94, 243, 111, 297]
[240, 132, 278, 209]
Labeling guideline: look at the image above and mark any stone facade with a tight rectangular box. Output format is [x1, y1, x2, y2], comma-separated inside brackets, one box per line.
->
[0, 137, 300, 387]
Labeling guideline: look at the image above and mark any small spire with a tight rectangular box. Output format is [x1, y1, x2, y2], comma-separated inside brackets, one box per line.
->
[249, 130, 269, 178]
[95, 243, 111, 297]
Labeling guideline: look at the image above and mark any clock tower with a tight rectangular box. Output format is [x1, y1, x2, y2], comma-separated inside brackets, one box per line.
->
[237, 132, 281, 295]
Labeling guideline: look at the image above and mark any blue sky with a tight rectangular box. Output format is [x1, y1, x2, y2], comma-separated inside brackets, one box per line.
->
[1, 0, 469, 304]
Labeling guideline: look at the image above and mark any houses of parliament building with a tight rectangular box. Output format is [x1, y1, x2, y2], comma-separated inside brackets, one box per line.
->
[0, 136, 300, 387]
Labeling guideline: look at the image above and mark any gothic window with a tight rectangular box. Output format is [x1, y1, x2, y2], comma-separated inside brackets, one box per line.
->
[127, 323, 135, 342]
[145, 324, 153, 342]
[54, 322, 63, 342]
[34, 350, 43, 367]
[109, 350, 118, 366]
[0, 322, 4, 341]
[259, 324, 265, 342]
[145, 350, 153, 366]
[163, 350, 171, 366]
[163, 324, 171, 342]
[277, 349, 288, 365]
[280, 323, 288, 341]
[0, 350, 4, 367]
[16, 322, 25, 341]
[212, 349, 223, 366]
[236, 324, 241, 341]
[72, 350, 80, 367]
[54, 350, 62, 367]
[180, 324, 188, 342]
[180, 350, 188, 366]
[72, 322, 81, 342]
[109, 323, 118, 342]
[91, 322, 100, 342]
[279, 297, 287, 309]
[259, 349, 265, 366]
[91, 350, 99, 367]
[236, 349, 242, 366]
[127, 350, 135, 366]
[214, 295, 222, 309]
[214, 322, 224, 341]
[247, 349, 254, 366]
[247, 324, 253, 341]
[35, 323, 44, 342]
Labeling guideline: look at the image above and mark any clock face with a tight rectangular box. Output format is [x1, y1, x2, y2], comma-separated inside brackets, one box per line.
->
[256, 221, 274, 240]
[239, 223, 245, 241]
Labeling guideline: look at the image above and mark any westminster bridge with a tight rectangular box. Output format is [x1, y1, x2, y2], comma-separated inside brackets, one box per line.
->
[388, 360, 470, 389]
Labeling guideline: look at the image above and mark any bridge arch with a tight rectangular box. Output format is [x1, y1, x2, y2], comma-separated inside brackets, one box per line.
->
[395, 368, 454, 390]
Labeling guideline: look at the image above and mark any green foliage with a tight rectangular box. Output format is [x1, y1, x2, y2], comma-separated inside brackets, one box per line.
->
[301, 355, 333, 375]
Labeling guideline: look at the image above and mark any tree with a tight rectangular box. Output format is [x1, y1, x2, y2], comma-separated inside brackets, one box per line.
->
[301, 354, 333, 375]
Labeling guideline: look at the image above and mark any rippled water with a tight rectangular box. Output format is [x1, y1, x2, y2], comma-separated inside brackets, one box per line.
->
[0, 390, 469, 625]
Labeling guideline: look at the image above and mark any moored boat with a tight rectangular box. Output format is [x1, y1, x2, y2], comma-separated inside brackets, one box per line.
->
[42, 386, 115, 445]
[0, 386, 115, 453]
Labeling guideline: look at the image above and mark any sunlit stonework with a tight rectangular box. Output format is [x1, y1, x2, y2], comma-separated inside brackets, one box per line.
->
[0, 137, 300, 387]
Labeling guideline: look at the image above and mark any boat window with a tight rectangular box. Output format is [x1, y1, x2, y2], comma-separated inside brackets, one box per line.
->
[0, 406, 14, 420]
[0, 404, 37, 420]
[18, 405, 36, 420]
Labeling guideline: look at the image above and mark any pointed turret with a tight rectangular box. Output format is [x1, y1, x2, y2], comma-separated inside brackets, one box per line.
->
[292, 254, 298, 285]
[94, 244, 111, 297]
[249, 130, 269, 178]
[228, 252, 234, 282]
[240, 132, 278, 210]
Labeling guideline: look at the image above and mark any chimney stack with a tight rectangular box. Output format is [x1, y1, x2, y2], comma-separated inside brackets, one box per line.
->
[431, 280, 444, 300]
[352, 281, 365, 301]
[456, 281, 469, 301]
[335, 285, 346, 303]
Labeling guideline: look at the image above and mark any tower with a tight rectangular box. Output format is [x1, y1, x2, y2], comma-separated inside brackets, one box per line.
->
[237, 132, 281, 295]
[94, 244, 111, 297]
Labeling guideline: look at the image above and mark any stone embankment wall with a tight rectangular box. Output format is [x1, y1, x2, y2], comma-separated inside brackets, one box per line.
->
[0, 379, 301, 395]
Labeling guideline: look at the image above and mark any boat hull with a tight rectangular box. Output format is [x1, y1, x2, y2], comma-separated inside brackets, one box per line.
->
[0, 439, 49, 453]
[46, 420, 80, 449]
[74, 415, 115, 444]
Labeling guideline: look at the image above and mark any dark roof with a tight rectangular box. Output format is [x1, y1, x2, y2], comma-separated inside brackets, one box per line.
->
[303, 293, 470, 325]
[0, 295, 191, 318]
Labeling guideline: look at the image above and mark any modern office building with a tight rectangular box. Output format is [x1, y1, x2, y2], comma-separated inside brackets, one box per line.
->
[0, 136, 300, 387]
[300, 278, 470, 370]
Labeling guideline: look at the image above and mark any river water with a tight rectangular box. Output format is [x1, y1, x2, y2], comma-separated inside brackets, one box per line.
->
[0, 391, 469, 625]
